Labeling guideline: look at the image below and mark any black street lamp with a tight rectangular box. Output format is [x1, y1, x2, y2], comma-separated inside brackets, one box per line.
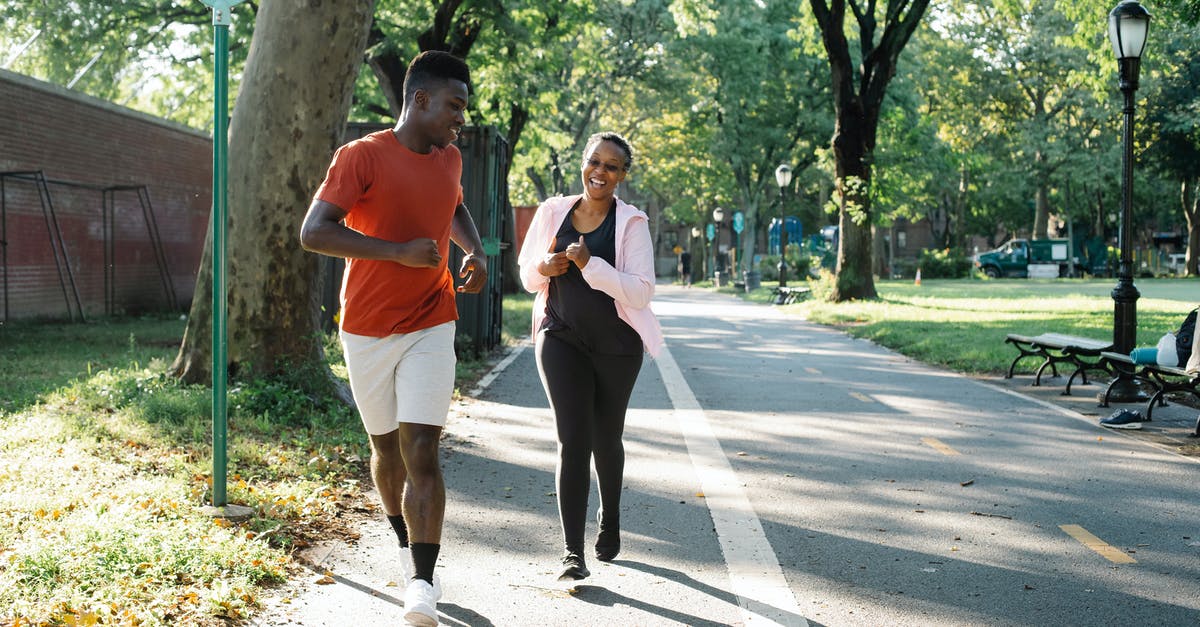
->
[775, 164, 793, 287]
[713, 206, 726, 282]
[1107, 0, 1151, 401]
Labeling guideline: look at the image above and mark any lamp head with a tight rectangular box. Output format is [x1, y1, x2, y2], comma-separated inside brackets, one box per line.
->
[1108, 1, 1151, 61]
[713, 207, 725, 222]
[775, 163, 793, 188]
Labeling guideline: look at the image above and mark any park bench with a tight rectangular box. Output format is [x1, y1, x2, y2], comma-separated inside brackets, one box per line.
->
[773, 286, 811, 305]
[1004, 332, 1113, 395]
[1099, 351, 1200, 420]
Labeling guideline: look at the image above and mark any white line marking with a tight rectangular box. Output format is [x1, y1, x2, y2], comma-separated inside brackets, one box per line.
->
[655, 345, 808, 627]
[467, 341, 528, 397]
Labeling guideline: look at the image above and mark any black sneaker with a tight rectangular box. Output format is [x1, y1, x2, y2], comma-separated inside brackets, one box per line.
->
[1100, 408, 1145, 430]
[557, 552, 590, 581]
[595, 508, 620, 562]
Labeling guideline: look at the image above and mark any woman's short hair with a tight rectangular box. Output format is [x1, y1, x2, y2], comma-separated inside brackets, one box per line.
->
[584, 132, 634, 171]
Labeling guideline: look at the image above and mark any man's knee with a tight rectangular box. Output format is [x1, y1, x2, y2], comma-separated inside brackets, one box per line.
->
[399, 424, 442, 476]
[369, 430, 403, 463]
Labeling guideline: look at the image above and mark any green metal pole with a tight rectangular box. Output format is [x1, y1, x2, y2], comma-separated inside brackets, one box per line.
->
[212, 19, 228, 507]
[202, 0, 241, 507]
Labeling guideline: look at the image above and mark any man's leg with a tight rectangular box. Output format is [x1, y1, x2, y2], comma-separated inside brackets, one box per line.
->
[391, 322, 456, 588]
[367, 430, 409, 546]
[398, 424, 445, 540]
[340, 331, 411, 551]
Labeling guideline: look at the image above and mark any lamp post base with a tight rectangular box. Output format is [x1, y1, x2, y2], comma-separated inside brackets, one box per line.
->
[1103, 372, 1150, 404]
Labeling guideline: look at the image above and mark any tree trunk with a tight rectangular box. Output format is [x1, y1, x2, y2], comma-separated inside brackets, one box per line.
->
[1185, 177, 1199, 276]
[830, 109, 878, 300]
[810, 0, 929, 301]
[1033, 165, 1050, 239]
[172, 0, 375, 389]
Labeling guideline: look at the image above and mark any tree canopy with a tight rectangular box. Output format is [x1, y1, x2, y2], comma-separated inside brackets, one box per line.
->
[6, 0, 1199, 308]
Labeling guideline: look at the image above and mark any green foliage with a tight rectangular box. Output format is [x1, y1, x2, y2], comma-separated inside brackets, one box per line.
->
[0, 1, 254, 130]
[916, 247, 974, 278]
[807, 268, 838, 302]
[757, 244, 814, 281]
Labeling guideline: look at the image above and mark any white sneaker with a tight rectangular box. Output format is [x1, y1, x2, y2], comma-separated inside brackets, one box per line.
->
[397, 546, 443, 599]
[403, 578, 439, 626]
[397, 546, 413, 584]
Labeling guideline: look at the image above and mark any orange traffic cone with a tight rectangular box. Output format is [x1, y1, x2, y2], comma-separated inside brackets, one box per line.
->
[914, 268, 922, 286]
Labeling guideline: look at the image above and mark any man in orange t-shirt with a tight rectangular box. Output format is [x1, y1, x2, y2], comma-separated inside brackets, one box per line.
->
[299, 51, 485, 627]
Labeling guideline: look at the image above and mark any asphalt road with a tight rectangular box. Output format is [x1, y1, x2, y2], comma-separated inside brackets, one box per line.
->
[255, 284, 1200, 627]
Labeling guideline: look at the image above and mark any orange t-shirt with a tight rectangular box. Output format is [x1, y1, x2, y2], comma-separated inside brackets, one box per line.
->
[314, 130, 463, 336]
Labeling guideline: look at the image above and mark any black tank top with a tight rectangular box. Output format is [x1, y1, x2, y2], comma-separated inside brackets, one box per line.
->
[543, 200, 643, 355]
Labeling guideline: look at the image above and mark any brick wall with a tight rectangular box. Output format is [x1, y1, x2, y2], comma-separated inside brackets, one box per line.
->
[0, 69, 211, 321]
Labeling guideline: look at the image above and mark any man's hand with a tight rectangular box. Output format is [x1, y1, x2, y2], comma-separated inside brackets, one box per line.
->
[457, 253, 488, 293]
[565, 235, 590, 269]
[539, 240, 570, 277]
[396, 238, 441, 268]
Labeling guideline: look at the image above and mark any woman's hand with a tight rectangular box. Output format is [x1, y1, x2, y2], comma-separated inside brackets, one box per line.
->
[539, 240, 570, 277]
[565, 235, 590, 269]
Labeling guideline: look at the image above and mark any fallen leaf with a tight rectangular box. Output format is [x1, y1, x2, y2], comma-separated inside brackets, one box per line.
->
[960, 479, 975, 487]
[315, 575, 335, 585]
[1023, 584, 1035, 591]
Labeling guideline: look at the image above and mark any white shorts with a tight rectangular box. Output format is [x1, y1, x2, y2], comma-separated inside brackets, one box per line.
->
[340, 322, 457, 435]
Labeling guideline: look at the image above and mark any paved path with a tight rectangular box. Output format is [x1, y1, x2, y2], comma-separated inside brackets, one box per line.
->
[254, 285, 1200, 626]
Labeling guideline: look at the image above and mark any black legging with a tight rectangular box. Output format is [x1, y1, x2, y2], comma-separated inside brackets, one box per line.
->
[536, 329, 643, 551]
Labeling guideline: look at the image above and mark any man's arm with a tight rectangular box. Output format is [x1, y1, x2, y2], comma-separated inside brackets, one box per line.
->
[299, 199, 440, 268]
[449, 202, 488, 293]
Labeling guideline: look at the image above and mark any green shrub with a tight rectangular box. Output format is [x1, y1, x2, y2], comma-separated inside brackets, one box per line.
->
[758, 243, 815, 280]
[917, 248, 973, 278]
[807, 268, 837, 301]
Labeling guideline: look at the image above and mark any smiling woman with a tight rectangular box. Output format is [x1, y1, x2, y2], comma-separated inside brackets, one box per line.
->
[517, 130, 664, 582]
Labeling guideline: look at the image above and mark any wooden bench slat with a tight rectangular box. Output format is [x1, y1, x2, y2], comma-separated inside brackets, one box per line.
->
[1005, 333, 1114, 394]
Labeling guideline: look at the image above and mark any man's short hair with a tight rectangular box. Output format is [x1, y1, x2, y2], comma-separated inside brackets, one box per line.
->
[402, 51, 471, 103]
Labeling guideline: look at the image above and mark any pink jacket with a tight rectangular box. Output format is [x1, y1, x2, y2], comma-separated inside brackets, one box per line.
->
[518, 194, 664, 358]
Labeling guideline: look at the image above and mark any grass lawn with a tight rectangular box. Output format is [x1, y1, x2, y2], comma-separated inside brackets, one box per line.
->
[732, 276, 1197, 375]
[0, 300, 536, 627]
[0, 280, 1191, 625]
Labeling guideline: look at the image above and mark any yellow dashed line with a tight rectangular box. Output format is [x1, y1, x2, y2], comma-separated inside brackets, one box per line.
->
[921, 437, 961, 456]
[1060, 524, 1137, 564]
[849, 391, 873, 403]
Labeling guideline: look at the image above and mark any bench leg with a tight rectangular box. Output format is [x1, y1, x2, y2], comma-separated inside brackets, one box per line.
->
[1064, 368, 1083, 396]
[1006, 346, 1042, 379]
[1145, 389, 1166, 421]
[1100, 379, 1116, 407]
[1033, 358, 1059, 386]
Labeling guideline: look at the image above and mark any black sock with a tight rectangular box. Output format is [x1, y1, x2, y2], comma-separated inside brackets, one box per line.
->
[386, 514, 410, 548]
[410, 543, 440, 584]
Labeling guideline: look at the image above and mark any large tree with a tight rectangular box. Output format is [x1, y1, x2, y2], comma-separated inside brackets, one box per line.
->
[809, 0, 930, 300]
[1144, 21, 1200, 275]
[171, 0, 375, 389]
